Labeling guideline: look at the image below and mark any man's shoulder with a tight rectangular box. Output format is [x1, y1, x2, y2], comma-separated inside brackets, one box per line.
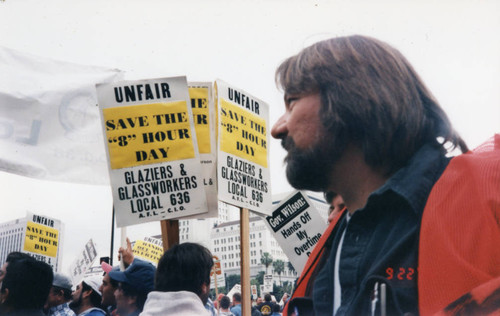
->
[230, 304, 242, 315]
[81, 308, 106, 316]
[49, 303, 76, 316]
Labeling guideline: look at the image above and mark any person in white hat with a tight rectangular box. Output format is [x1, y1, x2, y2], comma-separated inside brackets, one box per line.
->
[69, 275, 106, 316]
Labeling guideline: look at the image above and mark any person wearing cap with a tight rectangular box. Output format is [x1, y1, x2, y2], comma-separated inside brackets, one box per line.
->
[45, 272, 76, 316]
[108, 258, 155, 316]
[69, 275, 106, 316]
[100, 262, 119, 316]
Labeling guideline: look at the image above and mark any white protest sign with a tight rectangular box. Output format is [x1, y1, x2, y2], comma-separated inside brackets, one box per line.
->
[215, 80, 271, 215]
[210, 255, 225, 289]
[69, 239, 98, 284]
[263, 191, 327, 274]
[183, 82, 218, 219]
[263, 274, 273, 293]
[228, 283, 242, 300]
[22, 212, 62, 271]
[96, 76, 208, 227]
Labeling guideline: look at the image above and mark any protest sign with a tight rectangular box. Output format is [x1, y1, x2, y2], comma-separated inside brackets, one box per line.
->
[251, 284, 258, 299]
[97, 76, 208, 227]
[22, 212, 62, 270]
[69, 239, 98, 284]
[228, 283, 242, 300]
[183, 82, 218, 219]
[263, 191, 328, 274]
[263, 274, 273, 293]
[215, 80, 271, 215]
[0, 46, 122, 185]
[132, 236, 164, 265]
[210, 255, 225, 289]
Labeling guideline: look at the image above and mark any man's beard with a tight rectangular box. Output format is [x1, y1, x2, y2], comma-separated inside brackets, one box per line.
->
[282, 135, 343, 192]
[69, 291, 82, 312]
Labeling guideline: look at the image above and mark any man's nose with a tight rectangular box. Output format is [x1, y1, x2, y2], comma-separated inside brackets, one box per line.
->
[271, 113, 288, 139]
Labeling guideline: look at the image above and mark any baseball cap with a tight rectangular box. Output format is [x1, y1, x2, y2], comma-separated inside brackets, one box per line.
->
[52, 273, 72, 291]
[101, 262, 113, 274]
[108, 259, 155, 293]
[82, 275, 103, 297]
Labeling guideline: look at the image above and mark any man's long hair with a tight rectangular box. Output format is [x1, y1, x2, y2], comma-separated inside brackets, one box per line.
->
[276, 35, 468, 174]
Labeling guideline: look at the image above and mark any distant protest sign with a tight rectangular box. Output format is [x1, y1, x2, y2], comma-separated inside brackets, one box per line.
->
[96, 76, 208, 227]
[22, 212, 62, 270]
[183, 83, 218, 219]
[132, 237, 163, 265]
[215, 80, 271, 215]
[69, 239, 98, 284]
[263, 274, 273, 293]
[210, 255, 225, 289]
[264, 191, 327, 274]
[251, 284, 258, 299]
[228, 283, 241, 299]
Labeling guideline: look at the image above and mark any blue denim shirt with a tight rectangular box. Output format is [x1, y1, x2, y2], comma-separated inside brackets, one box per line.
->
[313, 142, 450, 315]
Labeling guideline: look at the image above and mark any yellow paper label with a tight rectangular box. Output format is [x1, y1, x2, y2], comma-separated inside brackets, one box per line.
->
[220, 99, 267, 167]
[24, 222, 59, 257]
[189, 87, 211, 154]
[103, 102, 196, 169]
[132, 240, 164, 264]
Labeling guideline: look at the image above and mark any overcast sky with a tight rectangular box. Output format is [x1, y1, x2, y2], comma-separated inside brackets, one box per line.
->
[0, 0, 498, 273]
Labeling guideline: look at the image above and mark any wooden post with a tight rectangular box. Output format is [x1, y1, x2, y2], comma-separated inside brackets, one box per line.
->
[160, 219, 179, 251]
[240, 208, 251, 316]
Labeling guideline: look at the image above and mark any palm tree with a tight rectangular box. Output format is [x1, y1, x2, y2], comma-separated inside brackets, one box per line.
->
[260, 252, 273, 274]
[273, 259, 285, 286]
[287, 261, 296, 275]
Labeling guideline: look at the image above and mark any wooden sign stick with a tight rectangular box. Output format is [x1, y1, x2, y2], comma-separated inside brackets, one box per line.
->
[160, 219, 179, 252]
[240, 207, 251, 316]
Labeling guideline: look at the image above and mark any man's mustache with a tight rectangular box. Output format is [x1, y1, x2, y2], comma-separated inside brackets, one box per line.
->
[281, 137, 295, 151]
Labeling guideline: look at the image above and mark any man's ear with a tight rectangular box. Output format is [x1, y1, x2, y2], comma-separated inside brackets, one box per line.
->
[200, 282, 210, 297]
[127, 295, 137, 307]
[0, 288, 9, 304]
[82, 289, 93, 300]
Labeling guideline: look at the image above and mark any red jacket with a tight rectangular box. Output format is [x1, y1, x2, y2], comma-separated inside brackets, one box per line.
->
[419, 134, 500, 315]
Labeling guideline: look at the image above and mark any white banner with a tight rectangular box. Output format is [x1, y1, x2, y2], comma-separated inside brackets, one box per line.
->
[215, 80, 271, 215]
[0, 46, 122, 185]
[97, 76, 208, 227]
[263, 191, 327, 274]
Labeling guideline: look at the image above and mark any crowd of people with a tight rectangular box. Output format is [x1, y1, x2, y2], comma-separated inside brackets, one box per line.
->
[0, 242, 289, 316]
[1, 34, 499, 315]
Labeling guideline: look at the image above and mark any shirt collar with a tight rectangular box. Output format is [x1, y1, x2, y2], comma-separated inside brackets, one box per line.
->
[370, 142, 450, 215]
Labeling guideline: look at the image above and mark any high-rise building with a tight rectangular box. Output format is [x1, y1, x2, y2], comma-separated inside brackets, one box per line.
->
[0, 218, 26, 265]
